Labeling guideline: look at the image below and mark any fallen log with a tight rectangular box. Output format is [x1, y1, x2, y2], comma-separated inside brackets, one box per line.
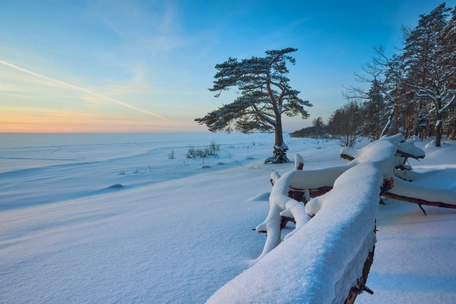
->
[382, 192, 456, 210]
[287, 177, 393, 205]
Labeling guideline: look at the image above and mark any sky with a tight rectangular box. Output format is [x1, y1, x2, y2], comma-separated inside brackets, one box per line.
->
[1, 0, 455, 133]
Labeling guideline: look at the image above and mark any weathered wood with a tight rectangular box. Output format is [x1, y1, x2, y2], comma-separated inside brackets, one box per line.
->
[382, 192, 456, 210]
[345, 226, 376, 304]
[418, 204, 427, 215]
[380, 178, 394, 194]
[309, 186, 333, 197]
[285, 178, 392, 206]
[287, 189, 307, 203]
[341, 153, 355, 161]
[280, 216, 295, 230]
[364, 285, 374, 295]
[287, 186, 334, 202]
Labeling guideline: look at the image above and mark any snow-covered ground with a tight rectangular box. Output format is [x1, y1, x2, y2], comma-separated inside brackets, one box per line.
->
[0, 133, 455, 303]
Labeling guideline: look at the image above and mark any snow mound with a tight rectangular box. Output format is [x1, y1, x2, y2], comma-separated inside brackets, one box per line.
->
[107, 183, 123, 189]
[424, 140, 451, 149]
[410, 135, 422, 142]
[247, 192, 270, 202]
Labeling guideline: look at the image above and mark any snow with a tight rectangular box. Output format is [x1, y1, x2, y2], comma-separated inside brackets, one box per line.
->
[209, 162, 382, 304]
[210, 135, 404, 302]
[397, 140, 426, 159]
[424, 139, 452, 149]
[1, 133, 455, 303]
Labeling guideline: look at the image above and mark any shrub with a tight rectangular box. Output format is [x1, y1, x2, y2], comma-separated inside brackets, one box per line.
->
[168, 149, 176, 159]
[186, 142, 220, 158]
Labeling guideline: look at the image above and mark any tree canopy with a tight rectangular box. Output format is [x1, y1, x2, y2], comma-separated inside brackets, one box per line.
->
[333, 3, 456, 146]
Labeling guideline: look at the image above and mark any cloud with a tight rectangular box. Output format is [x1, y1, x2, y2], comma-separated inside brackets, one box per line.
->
[102, 64, 150, 97]
[0, 59, 169, 121]
[90, 0, 189, 63]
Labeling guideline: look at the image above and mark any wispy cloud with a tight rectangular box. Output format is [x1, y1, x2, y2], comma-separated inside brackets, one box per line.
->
[0, 59, 169, 121]
[94, 1, 188, 54]
[103, 64, 150, 96]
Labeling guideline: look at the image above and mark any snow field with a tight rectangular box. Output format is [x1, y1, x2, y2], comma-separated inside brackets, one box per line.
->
[0, 133, 455, 303]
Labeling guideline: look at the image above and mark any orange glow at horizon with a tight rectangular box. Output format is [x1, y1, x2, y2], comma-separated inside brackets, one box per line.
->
[0, 108, 200, 133]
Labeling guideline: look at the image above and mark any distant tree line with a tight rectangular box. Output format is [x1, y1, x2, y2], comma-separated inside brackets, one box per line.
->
[292, 3, 456, 147]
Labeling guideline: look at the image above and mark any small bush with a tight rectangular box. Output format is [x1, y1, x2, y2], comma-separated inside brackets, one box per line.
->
[168, 149, 176, 159]
[339, 135, 358, 148]
[186, 142, 220, 158]
[187, 146, 197, 158]
[198, 148, 207, 158]
[209, 141, 220, 155]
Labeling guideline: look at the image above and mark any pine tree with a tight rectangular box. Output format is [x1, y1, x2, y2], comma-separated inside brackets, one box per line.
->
[361, 79, 387, 140]
[195, 48, 312, 163]
[401, 3, 455, 146]
[381, 53, 414, 137]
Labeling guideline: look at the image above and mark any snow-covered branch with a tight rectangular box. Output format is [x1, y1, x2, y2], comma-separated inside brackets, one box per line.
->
[387, 176, 456, 206]
[439, 94, 456, 114]
[251, 104, 277, 126]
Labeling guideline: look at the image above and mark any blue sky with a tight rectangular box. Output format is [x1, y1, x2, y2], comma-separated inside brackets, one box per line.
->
[0, 0, 454, 132]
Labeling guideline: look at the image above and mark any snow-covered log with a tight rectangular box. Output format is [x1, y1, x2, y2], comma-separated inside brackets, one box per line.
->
[342, 135, 426, 182]
[207, 163, 385, 304]
[208, 134, 455, 303]
[208, 135, 405, 303]
[339, 135, 456, 209]
[384, 176, 456, 210]
[397, 140, 425, 160]
[255, 165, 353, 256]
[257, 135, 400, 259]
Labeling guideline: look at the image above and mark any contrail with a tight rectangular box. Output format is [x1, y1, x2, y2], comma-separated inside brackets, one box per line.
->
[0, 59, 169, 121]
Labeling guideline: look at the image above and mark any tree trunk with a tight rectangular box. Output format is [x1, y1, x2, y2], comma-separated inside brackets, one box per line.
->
[265, 116, 289, 163]
[434, 95, 444, 147]
[275, 116, 284, 149]
[435, 112, 442, 147]
[435, 122, 442, 147]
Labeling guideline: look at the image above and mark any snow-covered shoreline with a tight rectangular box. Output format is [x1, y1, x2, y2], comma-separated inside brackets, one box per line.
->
[1, 133, 455, 303]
